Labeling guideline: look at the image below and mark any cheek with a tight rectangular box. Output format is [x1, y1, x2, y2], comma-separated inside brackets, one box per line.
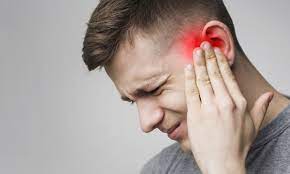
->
[158, 90, 187, 114]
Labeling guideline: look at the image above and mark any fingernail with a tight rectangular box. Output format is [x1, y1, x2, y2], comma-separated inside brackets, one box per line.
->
[193, 47, 200, 54]
[196, 49, 203, 57]
[203, 42, 211, 49]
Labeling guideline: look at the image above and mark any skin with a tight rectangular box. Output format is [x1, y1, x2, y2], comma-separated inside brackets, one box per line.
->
[185, 43, 271, 174]
[105, 20, 290, 173]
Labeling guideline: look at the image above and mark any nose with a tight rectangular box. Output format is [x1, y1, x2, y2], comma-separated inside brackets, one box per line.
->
[136, 97, 164, 133]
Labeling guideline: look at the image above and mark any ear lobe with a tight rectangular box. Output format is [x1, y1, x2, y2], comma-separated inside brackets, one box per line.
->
[201, 20, 235, 66]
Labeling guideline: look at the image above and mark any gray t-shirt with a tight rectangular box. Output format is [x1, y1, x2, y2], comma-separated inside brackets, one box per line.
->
[141, 103, 290, 174]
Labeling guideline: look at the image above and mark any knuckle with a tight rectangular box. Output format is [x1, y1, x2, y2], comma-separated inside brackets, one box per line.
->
[197, 76, 210, 85]
[199, 81, 211, 88]
[192, 92, 200, 99]
[218, 55, 228, 63]
[197, 66, 207, 73]
[219, 100, 235, 111]
[229, 73, 236, 81]
[221, 66, 235, 80]
[227, 72, 236, 81]
[206, 51, 216, 58]
[204, 104, 218, 114]
[237, 98, 247, 110]
[222, 66, 231, 74]
[210, 70, 222, 80]
[208, 56, 218, 62]
[186, 87, 199, 97]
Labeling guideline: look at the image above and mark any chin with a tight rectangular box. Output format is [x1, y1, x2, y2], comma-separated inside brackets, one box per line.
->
[176, 122, 192, 153]
[179, 138, 192, 153]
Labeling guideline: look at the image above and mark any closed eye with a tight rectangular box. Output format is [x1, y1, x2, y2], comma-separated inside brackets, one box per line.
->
[124, 86, 161, 105]
[122, 79, 167, 105]
[149, 85, 161, 95]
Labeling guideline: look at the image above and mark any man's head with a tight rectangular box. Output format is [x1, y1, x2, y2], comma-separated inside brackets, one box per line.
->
[82, 0, 244, 152]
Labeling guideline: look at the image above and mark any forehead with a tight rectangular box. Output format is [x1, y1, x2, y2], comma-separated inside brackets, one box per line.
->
[105, 33, 186, 93]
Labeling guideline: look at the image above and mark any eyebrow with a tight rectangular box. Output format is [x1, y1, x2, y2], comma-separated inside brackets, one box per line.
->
[120, 74, 169, 102]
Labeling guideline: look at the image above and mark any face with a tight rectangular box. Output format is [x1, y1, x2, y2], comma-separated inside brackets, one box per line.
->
[105, 33, 197, 152]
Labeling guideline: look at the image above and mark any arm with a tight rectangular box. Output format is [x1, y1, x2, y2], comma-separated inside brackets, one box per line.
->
[184, 42, 273, 174]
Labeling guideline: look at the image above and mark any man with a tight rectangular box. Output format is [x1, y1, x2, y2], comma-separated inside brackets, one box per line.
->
[82, 0, 290, 173]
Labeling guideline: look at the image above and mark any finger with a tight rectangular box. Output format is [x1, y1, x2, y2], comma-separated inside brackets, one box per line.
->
[201, 42, 234, 109]
[184, 64, 201, 113]
[214, 47, 245, 109]
[193, 48, 215, 105]
[250, 92, 274, 133]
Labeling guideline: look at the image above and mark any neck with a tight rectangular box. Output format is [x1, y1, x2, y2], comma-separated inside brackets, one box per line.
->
[233, 54, 290, 129]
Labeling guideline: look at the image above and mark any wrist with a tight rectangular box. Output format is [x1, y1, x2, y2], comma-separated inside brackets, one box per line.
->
[203, 160, 246, 174]
[207, 166, 246, 174]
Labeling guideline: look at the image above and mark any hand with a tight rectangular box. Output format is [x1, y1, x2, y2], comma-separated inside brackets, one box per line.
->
[184, 42, 273, 174]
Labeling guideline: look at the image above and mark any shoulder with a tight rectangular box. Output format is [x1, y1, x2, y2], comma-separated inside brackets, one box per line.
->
[140, 143, 181, 174]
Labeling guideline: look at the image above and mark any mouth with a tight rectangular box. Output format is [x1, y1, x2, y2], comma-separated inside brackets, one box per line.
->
[167, 122, 181, 140]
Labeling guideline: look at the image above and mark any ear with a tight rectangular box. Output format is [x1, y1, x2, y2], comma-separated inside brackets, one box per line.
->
[202, 20, 235, 66]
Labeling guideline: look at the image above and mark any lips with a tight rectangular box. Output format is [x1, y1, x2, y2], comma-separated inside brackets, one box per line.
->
[167, 123, 180, 134]
[167, 123, 181, 140]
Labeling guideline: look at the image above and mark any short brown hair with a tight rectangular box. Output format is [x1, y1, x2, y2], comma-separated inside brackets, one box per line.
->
[82, 0, 241, 71]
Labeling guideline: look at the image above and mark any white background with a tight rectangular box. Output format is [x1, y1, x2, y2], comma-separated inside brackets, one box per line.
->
[1, 0, 290, 173]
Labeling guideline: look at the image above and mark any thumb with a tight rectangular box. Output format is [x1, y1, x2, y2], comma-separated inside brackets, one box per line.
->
[250, 92, 274, 133]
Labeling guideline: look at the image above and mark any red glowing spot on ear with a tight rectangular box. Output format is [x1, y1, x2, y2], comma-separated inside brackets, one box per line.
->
[178, 29, 222, 63]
